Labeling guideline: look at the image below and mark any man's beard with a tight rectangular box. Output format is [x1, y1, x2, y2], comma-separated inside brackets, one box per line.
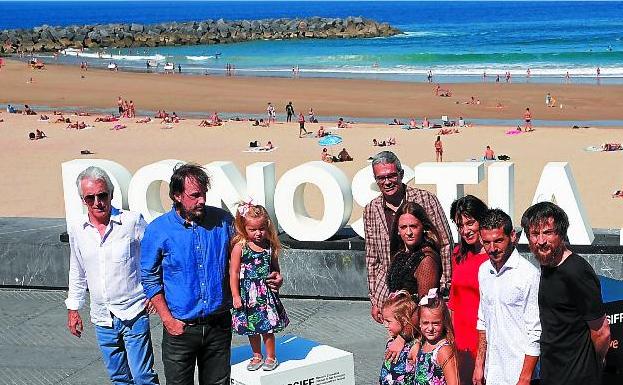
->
[178, 204, 205, 222]
[531, 241, 565, 267]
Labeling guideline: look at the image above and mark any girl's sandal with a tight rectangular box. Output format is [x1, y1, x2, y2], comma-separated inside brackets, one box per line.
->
[246, 355, 264, 371]
[262, 357, 279, 371]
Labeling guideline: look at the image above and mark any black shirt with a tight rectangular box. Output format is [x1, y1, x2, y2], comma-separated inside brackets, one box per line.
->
[539, 253, 605, 385]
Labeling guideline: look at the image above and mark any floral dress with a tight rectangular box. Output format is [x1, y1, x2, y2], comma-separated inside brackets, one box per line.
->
[415, 340, 450, 385]
[231, 243, 289, 335]
[379, 339, 416, 385]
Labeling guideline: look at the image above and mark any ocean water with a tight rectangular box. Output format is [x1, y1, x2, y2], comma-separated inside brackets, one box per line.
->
[2, 1, 623, 83]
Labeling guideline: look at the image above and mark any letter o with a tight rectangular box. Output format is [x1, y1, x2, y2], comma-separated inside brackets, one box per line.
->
[274, 161, 352, 241]
[128, 159, 184, 222]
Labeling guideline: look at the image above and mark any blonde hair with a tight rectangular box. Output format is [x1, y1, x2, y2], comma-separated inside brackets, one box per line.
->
[382, 290, 419, 341]
[418, 292, 456, 348]
[231, 203, 282, 259]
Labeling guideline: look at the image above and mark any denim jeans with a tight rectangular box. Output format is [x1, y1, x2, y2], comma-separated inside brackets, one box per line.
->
[162, 312, 232, 385]
[94, 312, 159, 385]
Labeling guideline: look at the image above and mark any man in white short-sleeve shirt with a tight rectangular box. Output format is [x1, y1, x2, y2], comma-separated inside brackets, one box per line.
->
[473, 209, 541, 385]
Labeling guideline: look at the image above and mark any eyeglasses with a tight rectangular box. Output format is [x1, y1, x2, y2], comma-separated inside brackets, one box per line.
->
[83, 192, 109, 205]
[374, 173, 400, 182]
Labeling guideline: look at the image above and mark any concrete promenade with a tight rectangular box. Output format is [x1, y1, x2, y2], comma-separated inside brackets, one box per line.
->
[0, 289, 385, 385]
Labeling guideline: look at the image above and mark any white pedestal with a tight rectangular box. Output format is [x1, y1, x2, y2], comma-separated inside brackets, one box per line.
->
[231, 335, 355, 385]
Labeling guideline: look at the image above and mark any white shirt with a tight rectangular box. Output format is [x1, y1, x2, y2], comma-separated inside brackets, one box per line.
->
[65, 208, 147, 327]
[477, 248, 541, 385]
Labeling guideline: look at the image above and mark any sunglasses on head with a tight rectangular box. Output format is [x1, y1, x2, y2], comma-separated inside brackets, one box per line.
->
[83, 192, 109, 204]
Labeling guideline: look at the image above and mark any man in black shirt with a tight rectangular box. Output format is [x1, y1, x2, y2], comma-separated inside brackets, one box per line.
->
[285, 101, 295, 122]
[521, 202, 611, 385]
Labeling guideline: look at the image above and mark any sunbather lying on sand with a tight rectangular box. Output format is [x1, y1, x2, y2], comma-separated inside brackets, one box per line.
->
[389, 119, 403, 125]
[438, 128, 460, 135]
[612, 189, 623, 198]
[67, 121, 87, 130]
[373, 137, 397, 147]
[111, 124, 127, 130]
[39, 114, 49, 121]
[603, 143, 622, 151]
[136, 117, 152, 123]
[95, 115, 118, 122]
[434, 84, 452, 97]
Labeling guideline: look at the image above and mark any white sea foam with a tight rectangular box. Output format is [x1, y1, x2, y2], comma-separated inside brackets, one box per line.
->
[61, 48, 165, 62]
[185, 55, 216, 61]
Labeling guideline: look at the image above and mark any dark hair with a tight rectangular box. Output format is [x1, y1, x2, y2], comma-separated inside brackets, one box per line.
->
[169, 163, 210, 207]
[390, 202, 441, 258]
[450, 195, 488, 262]
[520, 201, 569, 238]
[480, 208, 513, 235]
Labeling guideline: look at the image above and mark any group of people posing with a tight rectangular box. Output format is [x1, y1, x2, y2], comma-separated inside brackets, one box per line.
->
[64, 151, 611, 385]
[65, 164, 289, 385]
[365, 151, 611, 385]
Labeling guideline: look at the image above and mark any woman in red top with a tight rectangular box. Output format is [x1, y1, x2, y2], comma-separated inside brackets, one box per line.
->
[448, 195, 489, 385]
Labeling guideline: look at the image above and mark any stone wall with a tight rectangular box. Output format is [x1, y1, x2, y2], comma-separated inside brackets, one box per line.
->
[0, 17, 401, 53]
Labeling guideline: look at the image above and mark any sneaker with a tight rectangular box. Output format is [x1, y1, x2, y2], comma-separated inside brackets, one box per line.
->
[246, 355, 264, 371]
[262, 357, 279, 371]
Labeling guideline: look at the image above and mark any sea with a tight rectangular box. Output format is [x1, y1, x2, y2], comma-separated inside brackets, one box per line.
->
[2, 1, 623, 84]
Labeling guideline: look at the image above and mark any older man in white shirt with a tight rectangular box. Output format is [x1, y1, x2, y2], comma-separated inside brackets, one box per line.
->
[65, 166, 159, 385]
[473, 209, 541, 385]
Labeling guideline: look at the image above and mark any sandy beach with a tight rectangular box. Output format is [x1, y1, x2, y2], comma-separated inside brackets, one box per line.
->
[0, 59, 622, 228]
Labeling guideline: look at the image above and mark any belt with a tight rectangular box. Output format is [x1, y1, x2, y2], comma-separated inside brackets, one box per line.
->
[182, 311, 228, 325]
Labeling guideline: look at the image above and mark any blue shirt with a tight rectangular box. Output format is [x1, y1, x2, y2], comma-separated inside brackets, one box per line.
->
[140, 206, 233, 320]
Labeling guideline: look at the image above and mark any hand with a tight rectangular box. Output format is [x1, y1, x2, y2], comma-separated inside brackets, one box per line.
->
[385, 335, 405, 363]
[233, 296, 243, 309]
[473, 364, 485, 385]
[144, 299, 157, 315]
[370, 305, 383, 324]
[266, 272, 283, 292]
[163, 317, 186, 336]
[67, 310, 83, 338]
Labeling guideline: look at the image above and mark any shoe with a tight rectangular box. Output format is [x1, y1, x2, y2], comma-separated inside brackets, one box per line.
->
[246, 355, 264, 371]
[262, 357, 279, 371]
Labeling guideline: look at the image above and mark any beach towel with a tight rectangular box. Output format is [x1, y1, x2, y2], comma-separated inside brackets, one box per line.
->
[243, 146, 278, 153]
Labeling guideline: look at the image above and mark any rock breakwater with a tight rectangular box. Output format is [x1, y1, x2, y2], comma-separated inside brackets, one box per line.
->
[0, 17, 401, 53]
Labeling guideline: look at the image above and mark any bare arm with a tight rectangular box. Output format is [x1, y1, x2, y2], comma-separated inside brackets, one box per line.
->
[266, 248, 283, 291]
[438, 345, 460, 385]
[415, 253, 440, 297]
[516, 355, 539, 385]
[229, 243, 243, 309]
[473, 331, 487, 385]
[588, 315, 611, 364]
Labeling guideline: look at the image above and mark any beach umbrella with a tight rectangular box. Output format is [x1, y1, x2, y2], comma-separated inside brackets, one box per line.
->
[318, 135, 343, 147]
[318, 134, 343, 158]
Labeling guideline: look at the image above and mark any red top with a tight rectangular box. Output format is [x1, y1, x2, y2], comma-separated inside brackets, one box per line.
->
[447, 245, 489, 358]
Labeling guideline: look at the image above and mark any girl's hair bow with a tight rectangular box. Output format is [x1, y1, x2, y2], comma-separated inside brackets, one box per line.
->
[418, 288, 439, 306]
[237, 198, 254, 217]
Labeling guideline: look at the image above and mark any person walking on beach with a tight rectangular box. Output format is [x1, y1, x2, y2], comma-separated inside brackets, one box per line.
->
[523, 108, 533, 131]
[285, 101, 295, 123]
[298, 112, 308, 137]
[434, 136, 443, 162]
[266, 102, 276, 124]
[65, 166, 160, 385]
[308, 107, 315, 123]
[521, 202, 610, 385]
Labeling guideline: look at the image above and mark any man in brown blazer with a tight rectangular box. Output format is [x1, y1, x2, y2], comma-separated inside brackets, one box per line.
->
[364, 151, 453, 324]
